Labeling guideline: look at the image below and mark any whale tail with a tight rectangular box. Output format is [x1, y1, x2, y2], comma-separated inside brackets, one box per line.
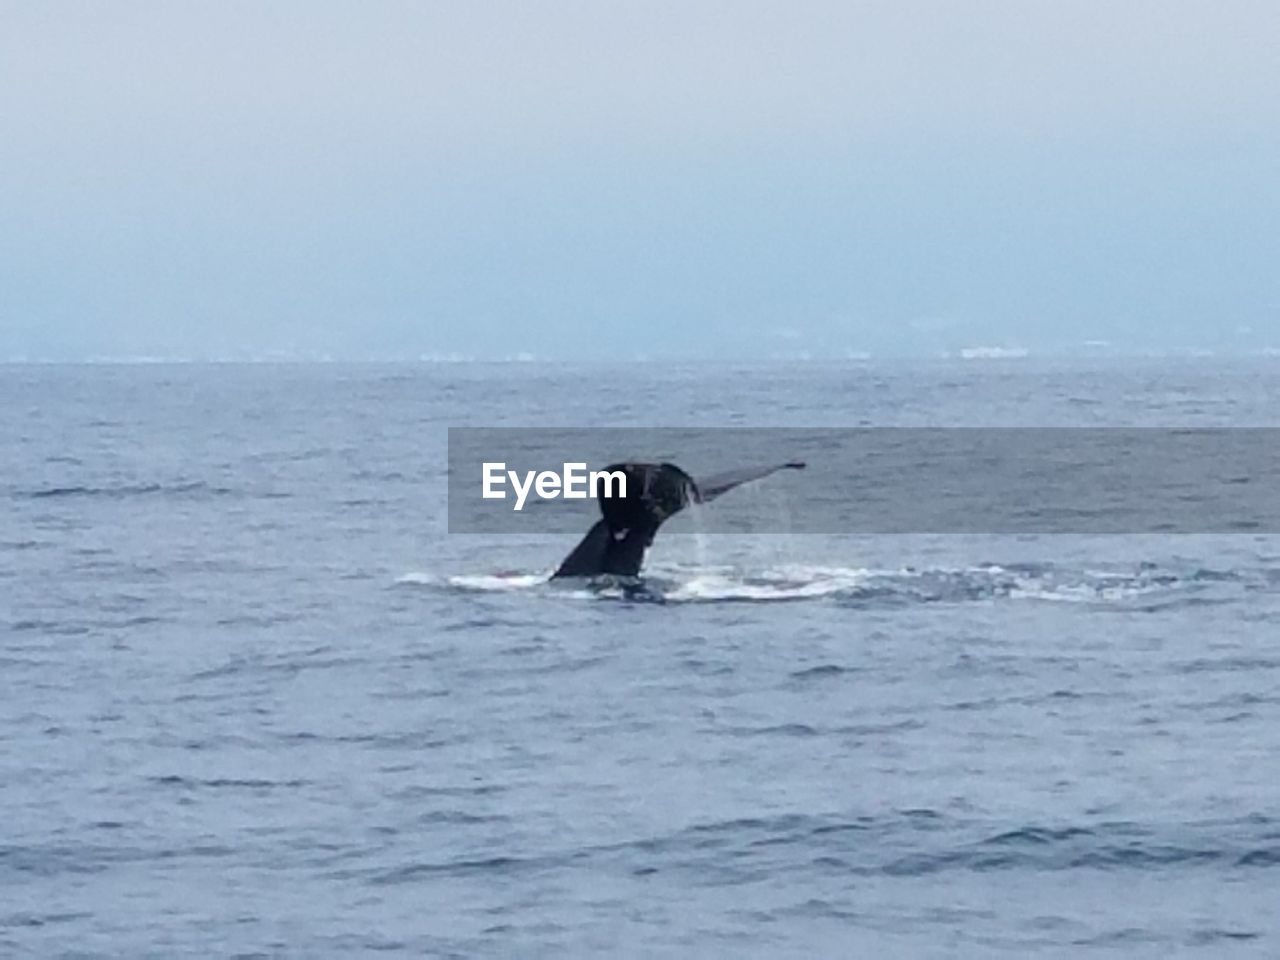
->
[550, 460, 805, 579]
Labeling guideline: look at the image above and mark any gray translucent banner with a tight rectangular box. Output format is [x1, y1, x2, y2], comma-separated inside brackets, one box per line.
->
[447, 428, 1280, 534]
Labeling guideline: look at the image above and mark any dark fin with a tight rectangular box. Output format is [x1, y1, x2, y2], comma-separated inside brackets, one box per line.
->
[695, 461, 806, 502]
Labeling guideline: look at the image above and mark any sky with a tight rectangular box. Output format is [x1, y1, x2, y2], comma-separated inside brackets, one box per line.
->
[2, 1, 1278, 360]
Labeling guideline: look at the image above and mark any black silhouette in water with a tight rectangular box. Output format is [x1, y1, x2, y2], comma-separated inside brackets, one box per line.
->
[551, 460, 806, 579]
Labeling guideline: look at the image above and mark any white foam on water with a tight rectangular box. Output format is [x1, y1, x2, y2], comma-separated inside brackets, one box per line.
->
[654, 562, 871, 603]
[405, 560, 1221, 607]
[448, 572, 549, 591]
[394, 571, 437, 585]
[1005, 567, 1195, 604]
[397, 571, 549, 592]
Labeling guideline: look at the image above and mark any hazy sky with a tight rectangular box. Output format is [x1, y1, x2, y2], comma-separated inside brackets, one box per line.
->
[2, 1, 1277, 360]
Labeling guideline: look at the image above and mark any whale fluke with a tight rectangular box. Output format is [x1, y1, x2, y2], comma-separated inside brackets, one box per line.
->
[551, 460, 805, 579]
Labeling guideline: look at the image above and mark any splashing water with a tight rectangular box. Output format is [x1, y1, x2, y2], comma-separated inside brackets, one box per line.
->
[686, 500, 710, 573]
[397, 561, 1253, 608]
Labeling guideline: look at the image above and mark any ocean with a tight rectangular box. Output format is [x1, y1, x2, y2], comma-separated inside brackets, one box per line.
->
[4, 358, 1280, 957]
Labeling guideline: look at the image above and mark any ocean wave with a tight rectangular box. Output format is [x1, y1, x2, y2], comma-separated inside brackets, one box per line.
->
[147, 775, 309, 790]
[357, 811, 1280, 890]
[20, 481, 233, 500]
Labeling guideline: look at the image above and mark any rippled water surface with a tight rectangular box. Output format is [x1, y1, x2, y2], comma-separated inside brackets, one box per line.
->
[4, 360, 1280, 957]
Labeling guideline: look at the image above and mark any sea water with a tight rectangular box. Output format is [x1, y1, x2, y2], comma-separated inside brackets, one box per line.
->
[3, 359, 1280, 956]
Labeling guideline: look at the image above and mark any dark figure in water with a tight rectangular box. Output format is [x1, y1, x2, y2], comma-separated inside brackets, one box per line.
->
[551, 460, 805, 579]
